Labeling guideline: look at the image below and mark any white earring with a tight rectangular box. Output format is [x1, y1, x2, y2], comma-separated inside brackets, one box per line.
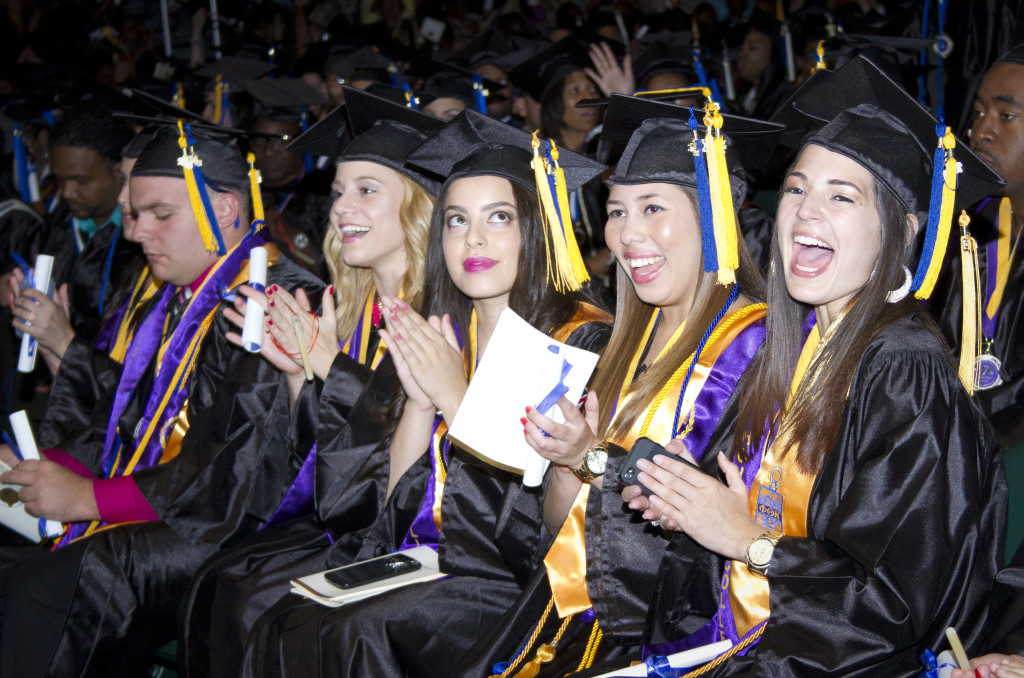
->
[886, 265, 912, 303]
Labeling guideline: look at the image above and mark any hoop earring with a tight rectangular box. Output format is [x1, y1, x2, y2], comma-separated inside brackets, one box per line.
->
[886, 265, 912, 303]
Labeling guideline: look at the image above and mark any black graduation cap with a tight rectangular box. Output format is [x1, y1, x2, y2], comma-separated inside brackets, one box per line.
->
[779, 56, 1002, 218]
[195, 56, 277, 88]
[325, 45, 395, 85]
[363, 82, 436, 110]
[632, 35, 698, 90]
[448, 32, 515, 70]
[410, 61, 505, 109]
[407, 109, 604, 192]
[602, 93, 782, 200]
[995, 44, 1024, 66]
[818, 34, 937, 86]
[507, 37, 594, 102]
[120, 126, 161, 160]
[285, 103, 349, 160]
[132, 120, 250, 193]
[246, 77, 329, 124]
[120, 88, 208, 124]
[338, 85, 446, 193]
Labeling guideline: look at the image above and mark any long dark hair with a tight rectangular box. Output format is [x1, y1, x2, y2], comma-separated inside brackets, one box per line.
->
[384, 178, 586, 431]
[730, 174, 948, 474]
[588, 185, 764, 439]
[540, 75, 569, 142]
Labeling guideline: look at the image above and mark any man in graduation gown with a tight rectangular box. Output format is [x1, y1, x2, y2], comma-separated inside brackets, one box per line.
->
[938, 45, 1024, 446]
[0, 120, 322, 677]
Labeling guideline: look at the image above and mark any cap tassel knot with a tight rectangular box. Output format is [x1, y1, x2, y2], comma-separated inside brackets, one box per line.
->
[530, 132, 589, 292]
[958, 210, 981, 394]
[912, 124, 958, 300]
[247, 151, 265, 230]
[177, 119, 226, 255]
[703, 103, 739, 284]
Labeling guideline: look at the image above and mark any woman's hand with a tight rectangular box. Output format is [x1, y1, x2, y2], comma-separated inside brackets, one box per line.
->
[264, 284, 340, 381]
[11, 282, 75, 360]
[379, 296, 466, 421]
[631, 441, 762, 560]
[955, 654, 1024, 678]
[524, 391, 601, 471]
[585, 42, 635, 97]
[223, 285, 305, 378]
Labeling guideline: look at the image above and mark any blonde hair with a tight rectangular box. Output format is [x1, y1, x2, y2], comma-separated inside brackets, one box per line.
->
[324, 173, 434, 341]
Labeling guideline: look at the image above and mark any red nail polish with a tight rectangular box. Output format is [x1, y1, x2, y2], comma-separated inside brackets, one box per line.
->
[519, 417, 527, 425]
[525, 406, 532, 413]
[329, 285, 335, 294]
[394, 332, 401, 340]
[269, 300, 275, 307]
[267, 287, 274, 295]
[523, 429, 528, 435]
[390, 312, 398, 321]
[267, 319, 273, 326]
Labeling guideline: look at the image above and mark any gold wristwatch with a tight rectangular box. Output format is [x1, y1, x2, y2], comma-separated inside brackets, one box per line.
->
[572, 442, 608, 483]
[745, 529, 783, 578]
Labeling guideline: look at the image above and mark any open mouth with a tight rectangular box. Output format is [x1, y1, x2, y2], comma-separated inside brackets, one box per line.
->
[792, 234, 834, 274]
[340, 225, 369, 241]
[625, 254, 666, 283]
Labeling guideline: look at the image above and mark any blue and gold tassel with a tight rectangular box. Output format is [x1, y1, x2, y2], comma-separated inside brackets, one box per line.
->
[401, 83, 419, 110]
[814, 40, 827, 72]
[688, 107, 718, 274]
[703, 103, 739, 284]
[177, 120, 226, 255]
[300, 106, 313, 173]
[530, 132, 589, 292]
[12, 125, 32, 205]
[247, 152, 265, 230]
[472, 73, 488, 114]
[213, 76, 229, 126]
[911, 124, 959, 300]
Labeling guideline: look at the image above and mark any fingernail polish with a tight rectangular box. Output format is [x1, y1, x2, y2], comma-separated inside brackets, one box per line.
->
[268, 319, 273, 326]
[525, 406, 532, 413]
[394, 332, 401, 340]
[328, 285, 335, 294]
[390, 313, 398, 322]
[519, 417, 527, 425]
[269, 301, 275, 307]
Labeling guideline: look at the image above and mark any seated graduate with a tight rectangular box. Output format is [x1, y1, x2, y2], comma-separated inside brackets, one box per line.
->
[460, 94, 777, 677]
[180, 86, 444, 677]
[622, 57, 1007, 675]
[936, 45, 1024, 448]
[0, 119, 323, 677]
[231, 110, 611, 678]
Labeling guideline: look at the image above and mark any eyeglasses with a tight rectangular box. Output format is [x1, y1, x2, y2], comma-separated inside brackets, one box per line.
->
[250, 135, 293, 152]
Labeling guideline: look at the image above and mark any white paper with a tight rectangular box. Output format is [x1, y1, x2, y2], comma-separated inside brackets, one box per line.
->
[0, 459, 44, 542]
[241, 247, 268, 353]
[289, 545, 443, 608]
[8, 411, 63, 539]
[17, 254, 54, 373]
[448, 308, 600, 486]
[590, 639, 733, 677]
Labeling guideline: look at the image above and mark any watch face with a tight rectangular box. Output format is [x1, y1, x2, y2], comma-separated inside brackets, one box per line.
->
[749, 538, 774, 566]
[586, 448, 607, 475]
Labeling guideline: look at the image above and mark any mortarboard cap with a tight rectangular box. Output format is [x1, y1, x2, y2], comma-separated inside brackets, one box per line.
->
[246, 77, 329, 124]
[995, 44, 1024, 66]
[337, 85, 445, 193]
[195, 56, 277, 89]
[285, 103, 350, 160]
[120, 88, 208, 125]
[632, 35, 698, 90]
[121, 126, 160, 159]
[408, 110, 606, 291]
[449, 32, 515, 70]
[507, 37, 593, 102]
[326, 45, 395, 86]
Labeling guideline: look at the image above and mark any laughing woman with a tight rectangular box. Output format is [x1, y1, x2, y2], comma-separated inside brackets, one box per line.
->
[629, 57, 1008, 676]
[179, 87, 444, 677]
[237, 110, 612, 678]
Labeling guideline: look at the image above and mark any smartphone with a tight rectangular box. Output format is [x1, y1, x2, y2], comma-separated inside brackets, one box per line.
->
[323, 553, 422, 590]
[619, 437, 705, 496]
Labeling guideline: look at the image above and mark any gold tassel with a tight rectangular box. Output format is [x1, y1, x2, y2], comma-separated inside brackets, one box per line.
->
[548, 142, 590, 288]
[247, 152, 265, 227]
[213, 76, 224, 125]
[173, 83, 186, 110]
[511, 613, 574, 678]
[703, 104, 738, 285]
[530, 132, 585, 292]
[958, 210, 980, 394]
[915, 127, 958, 300]
[176, 120, 220, 253]
[814, 40, 826, 71]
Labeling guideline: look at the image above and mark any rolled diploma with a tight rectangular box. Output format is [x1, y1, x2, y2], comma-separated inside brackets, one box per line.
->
[9, 411, 64, 538]
[17, 254, 54, 373]
[591, 639, 733, 677]
[241, 247, 268, 352]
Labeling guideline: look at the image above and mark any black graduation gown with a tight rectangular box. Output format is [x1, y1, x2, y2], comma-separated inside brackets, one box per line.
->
[937, 198, 1024, 445]
[261, 170, 332, 278]
[637, 316, 1006, 677]
[0, 256, 324, 678]
[37, 206, 142, 341]
[226, 317, 611, 678]
[982, 537, 1024, 656]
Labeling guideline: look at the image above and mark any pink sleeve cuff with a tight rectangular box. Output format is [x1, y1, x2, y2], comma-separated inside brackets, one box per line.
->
[40, 449, 94, 478]
[93, 476, 161, 523]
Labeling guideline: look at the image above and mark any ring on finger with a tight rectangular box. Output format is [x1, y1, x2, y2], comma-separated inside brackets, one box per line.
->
[650, 516, 664, 528]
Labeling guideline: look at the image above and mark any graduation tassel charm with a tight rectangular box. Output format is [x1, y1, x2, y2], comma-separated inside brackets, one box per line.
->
[958, 211, 981, 394]
[247, 152, 265, 230]
[912, 124, 959, 300]
[703, 103, 739, 284]
[530, 132, 589, 292]
[177, 120, 226, 254]
[814, 40, 827, 71]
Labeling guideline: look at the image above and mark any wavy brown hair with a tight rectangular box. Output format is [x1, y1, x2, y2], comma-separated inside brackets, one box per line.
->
[323, 171, 434, 340]
[588, 185, 764, 441]
[730, 175, 947, 474]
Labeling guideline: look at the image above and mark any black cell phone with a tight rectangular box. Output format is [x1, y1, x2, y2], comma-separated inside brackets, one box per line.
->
[323, 553, 422, 590]
[619, 437, 705, 496]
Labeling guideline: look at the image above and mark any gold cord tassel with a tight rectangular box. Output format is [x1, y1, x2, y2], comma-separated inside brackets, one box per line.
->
[530, 131, 588, 292]
[247, 152, 265, 227]
[576, 621, 603, 671]
[511, 613, 575, 678]
[703, 104, 738, 285]
[176, 120, 220, 253]
[958, 210, 981, 394]
[915, 127, 958, 300]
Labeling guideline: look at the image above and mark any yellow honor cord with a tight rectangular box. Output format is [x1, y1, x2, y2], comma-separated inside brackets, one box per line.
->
[959, 210, 981, 394]
[915, 127, 958, 300]
[703, 104, 739, 284]
[176, 120, 220, 254]
[247, 152, 265, 225]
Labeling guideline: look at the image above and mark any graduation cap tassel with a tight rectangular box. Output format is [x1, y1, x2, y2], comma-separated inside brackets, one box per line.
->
[958, 211, 980, 394]
[173, 82, 186, 109]
[530, 132, 588, 292]
[912, 125, 958, 300]
[703, 104, 738, 284]
[814, 40, 827, 71]
[688, 107, 718, 274]
[401, 83, 419, 110]
[12, 125, 32, 205]
[472, 73, 488, 115]
[300, 107, 314, 173]
[177, 120, 226, 255]
[247, 152, 265, 229]
[213, 76, 230, 126]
